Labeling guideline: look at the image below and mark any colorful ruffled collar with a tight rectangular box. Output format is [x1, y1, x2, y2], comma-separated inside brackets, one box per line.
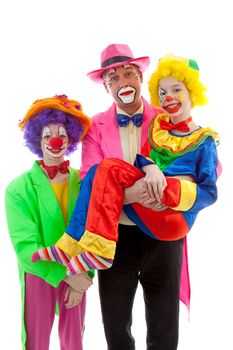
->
[149, 113, 219, 156]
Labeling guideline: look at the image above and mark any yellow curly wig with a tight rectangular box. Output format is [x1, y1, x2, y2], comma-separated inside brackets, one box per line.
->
[148, 54, 207, 108]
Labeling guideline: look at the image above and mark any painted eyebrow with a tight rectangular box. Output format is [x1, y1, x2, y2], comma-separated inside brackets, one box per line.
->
[159, 87, 167, 92]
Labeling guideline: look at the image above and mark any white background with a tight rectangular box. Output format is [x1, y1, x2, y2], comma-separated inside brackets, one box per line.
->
[0, 0, 232, 349]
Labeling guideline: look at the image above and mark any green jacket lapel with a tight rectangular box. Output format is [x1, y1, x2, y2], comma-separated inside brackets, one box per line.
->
[31, 161, 66, 233]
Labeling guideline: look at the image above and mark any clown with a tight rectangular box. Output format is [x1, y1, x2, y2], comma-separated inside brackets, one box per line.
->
[33, 55, 219, 277]
[5, 95, 93, 350]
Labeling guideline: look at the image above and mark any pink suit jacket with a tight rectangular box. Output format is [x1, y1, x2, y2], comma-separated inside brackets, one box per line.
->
[81, 97, 190, 311]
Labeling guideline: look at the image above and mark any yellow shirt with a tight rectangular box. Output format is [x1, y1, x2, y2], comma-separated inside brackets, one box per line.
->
[51, 181, 69, 225]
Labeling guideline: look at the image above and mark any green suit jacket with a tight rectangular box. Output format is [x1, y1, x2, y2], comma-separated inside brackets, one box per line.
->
[5, 161, 81, 347]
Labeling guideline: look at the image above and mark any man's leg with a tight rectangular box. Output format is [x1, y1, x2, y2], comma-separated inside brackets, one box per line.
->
[139, 238, 184, 350]
[57, 281, 86, 350]
[24, 274, 56, 350]
[98, 224, 143, 350]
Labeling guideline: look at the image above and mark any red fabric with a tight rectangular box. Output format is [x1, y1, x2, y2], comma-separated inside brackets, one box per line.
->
[160, 116, 192, 132]
[131, 203, 189, 241]
[84, 158, 187, 243]
[85, 158, 144, 241]
[162, 178, 181, 207]
[141, 139, 152, 157]
[40, 160, 70, 179]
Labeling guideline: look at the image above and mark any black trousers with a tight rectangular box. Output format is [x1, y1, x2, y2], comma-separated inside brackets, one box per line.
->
[98, 224, 184, 350]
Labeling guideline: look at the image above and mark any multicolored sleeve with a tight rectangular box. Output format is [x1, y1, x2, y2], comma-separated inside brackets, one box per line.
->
[161, 138, 218, 212]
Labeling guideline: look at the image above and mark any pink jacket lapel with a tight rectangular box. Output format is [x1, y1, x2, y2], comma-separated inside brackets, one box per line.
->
[99, 103, 123, 159]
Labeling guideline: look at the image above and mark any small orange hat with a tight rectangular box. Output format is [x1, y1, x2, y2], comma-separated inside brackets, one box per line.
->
[19, 94, 91, 141]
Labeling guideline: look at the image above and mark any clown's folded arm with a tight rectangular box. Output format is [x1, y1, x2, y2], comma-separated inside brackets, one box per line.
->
[135, 135, 218, 213]
[5, 169, 67, 287]
[164, 139, 218, 213]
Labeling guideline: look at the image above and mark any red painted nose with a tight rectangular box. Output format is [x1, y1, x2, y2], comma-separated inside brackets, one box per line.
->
[49, 137, 63, 148]
[164, 95, 174, 102]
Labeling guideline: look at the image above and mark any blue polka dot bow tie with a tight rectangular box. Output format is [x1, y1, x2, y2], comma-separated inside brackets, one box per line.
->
[116, 113, 143, 127]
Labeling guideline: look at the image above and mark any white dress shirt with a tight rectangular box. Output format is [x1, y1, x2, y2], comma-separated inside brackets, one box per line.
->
[116, 104, 144, 225]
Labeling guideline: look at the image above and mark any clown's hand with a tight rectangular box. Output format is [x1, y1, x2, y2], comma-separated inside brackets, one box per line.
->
[139, 191, 168, 211]
[124, 178, 146, 204]
[64, 286, 84, 308]
[142, 164, 167, 202]
[64, 272, 93, 293]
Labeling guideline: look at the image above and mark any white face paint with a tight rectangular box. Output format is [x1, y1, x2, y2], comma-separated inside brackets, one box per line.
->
[58, 126, 68, 138]
[117, 86, 136, 104]
[158, 87, 167, 104]
[42, 126, 51, 138]
[41, 124, 69, 162]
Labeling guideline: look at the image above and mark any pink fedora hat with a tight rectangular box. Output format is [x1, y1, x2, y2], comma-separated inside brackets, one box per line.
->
[87, 43, 150, 83]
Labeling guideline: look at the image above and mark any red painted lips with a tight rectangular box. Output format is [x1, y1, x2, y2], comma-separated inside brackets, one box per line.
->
[163, 103, 181, 114]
